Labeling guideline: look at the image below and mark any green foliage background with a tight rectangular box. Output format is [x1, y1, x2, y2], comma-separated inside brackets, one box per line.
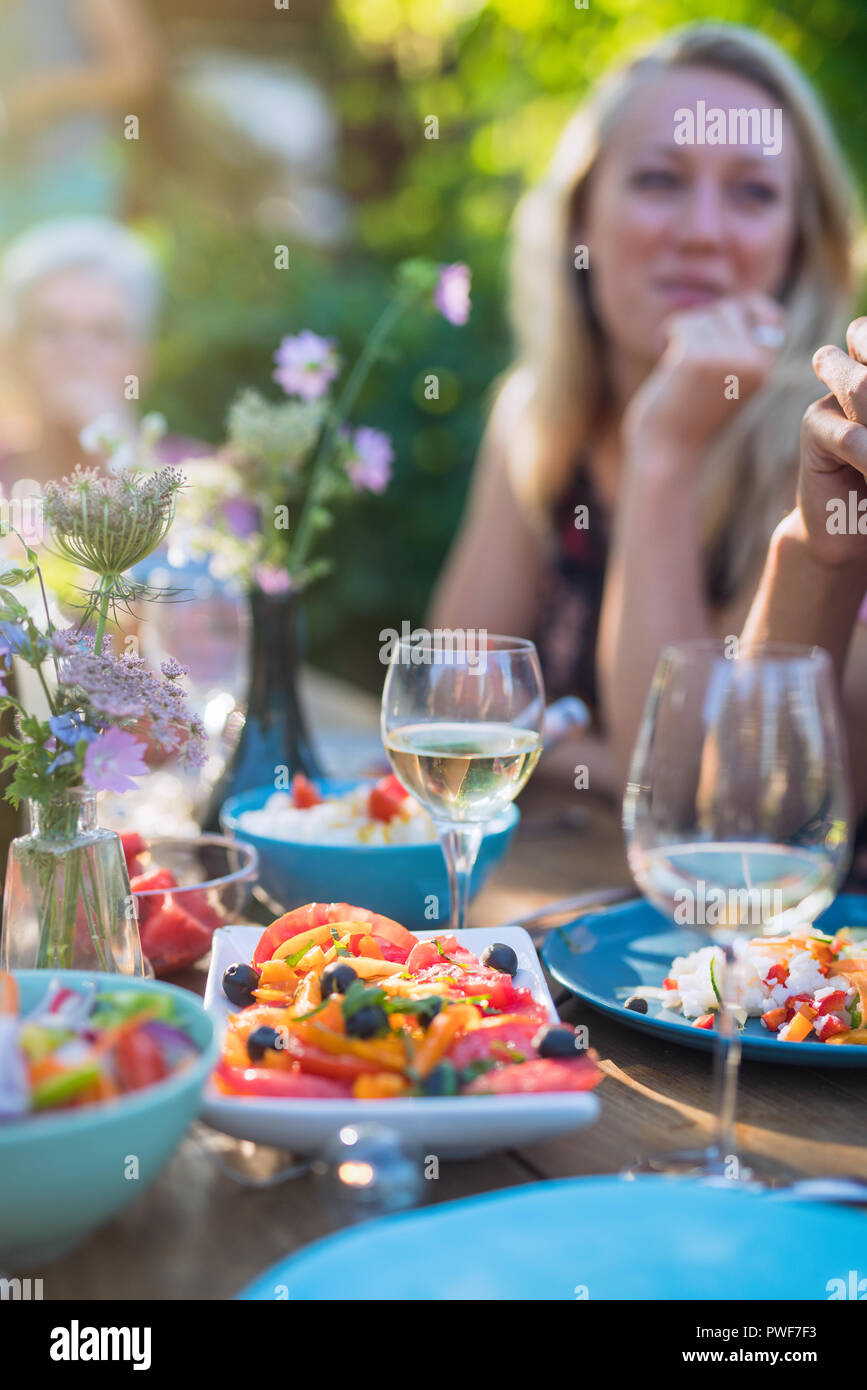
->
[138, 0, 867, 689]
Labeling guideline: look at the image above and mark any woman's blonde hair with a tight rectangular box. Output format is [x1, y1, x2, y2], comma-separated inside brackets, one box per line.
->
[506, 21, 858, 600]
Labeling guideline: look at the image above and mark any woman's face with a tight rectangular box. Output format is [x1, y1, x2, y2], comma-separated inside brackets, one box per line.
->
[581, 66, 801, 367]
[13, 267, 149, 432]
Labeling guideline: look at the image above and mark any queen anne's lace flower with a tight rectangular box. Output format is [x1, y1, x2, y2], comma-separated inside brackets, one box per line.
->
[43, 464, 184, 578]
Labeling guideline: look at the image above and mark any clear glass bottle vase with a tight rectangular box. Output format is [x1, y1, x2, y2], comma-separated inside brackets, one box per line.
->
[0, 789, 146, 975]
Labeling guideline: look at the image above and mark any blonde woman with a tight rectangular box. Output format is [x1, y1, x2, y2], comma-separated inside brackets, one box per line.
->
[430, 22, 859, 794]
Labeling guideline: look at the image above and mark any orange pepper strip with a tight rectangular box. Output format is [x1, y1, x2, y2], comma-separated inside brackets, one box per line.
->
[782, 1011, 813, 1042]
[413, 1004, 479, 1078]
[292, 1020, 406, 1071]
[272, 925, 336, 960]
[352, 1072, 412, 1099]
[291, 972, 321, 1016]
[258, 960, 299, 988]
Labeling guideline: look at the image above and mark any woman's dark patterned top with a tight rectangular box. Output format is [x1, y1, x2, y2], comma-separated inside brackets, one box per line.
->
[533, 464, 609, 717]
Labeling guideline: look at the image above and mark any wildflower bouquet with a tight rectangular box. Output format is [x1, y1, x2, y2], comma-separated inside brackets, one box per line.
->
[173, 259, 471, 593]
[0, 435, 206, 972]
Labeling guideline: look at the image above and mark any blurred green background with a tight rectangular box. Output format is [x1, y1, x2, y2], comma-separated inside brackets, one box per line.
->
[131, 0, 867, 689]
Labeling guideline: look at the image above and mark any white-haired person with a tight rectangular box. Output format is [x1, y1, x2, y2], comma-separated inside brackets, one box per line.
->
[0, 215, 168, 491]
[430, 22, 859, 795]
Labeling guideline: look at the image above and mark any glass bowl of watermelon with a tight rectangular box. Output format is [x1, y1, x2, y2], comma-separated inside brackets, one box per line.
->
[120, 833, 259, 977]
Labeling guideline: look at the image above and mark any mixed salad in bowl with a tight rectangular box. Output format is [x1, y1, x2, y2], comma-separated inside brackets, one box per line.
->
[234, 774, 438, 847]
[636, 927, 867, 1044]
[215, 902, 602, 1100]
[0, 973, 200, 1119]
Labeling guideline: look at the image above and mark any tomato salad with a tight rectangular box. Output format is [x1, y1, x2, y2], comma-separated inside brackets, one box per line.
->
[216, 903, 602, 1100]
[0, 973, 199, 1119]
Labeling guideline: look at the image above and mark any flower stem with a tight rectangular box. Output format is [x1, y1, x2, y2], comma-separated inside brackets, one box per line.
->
[289, 292, 413, 578]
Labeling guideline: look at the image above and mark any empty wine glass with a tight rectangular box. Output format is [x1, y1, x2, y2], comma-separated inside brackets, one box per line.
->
[381, 633, 545, 931]
[623, 640, 851, 1180]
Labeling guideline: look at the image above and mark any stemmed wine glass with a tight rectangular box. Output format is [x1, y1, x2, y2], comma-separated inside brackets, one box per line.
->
[381, 633, 545, 932]
[623, 641, 851, 1180]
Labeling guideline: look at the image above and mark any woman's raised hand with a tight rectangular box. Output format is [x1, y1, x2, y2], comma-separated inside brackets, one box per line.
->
[796, 318, 867, 569]
[623, 292, 785, 458]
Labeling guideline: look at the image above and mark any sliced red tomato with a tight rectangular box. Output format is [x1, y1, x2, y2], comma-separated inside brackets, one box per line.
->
[763, 963, 788, 988]
[115, 1026, 168, 1092]
[448, 1017, 539, 1070]
[692, 1014, 715, 1030]
[214, 1059, 352, 1099]
[815, 1014, 851, 1042]
[462, 1055, 601, 1095]
[291, 773, 323, 809]
[371, 935, 410, 964]
[368, 774, 409, 823]
[814, 989, 847, 1016]
[406, 940, 443, 973]
[253, 903, 417, 967]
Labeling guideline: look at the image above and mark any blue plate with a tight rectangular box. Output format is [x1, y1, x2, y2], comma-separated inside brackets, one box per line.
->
[542, 893, 867, 1065]
[237, 1175, 867, 1300]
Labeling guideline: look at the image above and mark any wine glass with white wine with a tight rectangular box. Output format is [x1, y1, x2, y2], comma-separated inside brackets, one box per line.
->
[381, 633, 545, 932]
[623, 640, 851, 1181]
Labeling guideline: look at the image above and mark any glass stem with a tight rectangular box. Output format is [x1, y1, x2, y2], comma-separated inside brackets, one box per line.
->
[438, 824, 483, 932]
[709, 942, 742, 1171]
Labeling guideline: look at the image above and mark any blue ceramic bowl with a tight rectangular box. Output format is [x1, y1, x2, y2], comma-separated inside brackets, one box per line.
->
[0, 971, 218, 1266]
[220, 778, 519, 930]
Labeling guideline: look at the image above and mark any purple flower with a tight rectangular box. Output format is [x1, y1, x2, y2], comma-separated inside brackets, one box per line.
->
[222, 497, 261, 539]
[83, 727, 149, 794]
[433, 263, 471, 325]
[346, 427, 393, 494]
[273, 332, 340, 401]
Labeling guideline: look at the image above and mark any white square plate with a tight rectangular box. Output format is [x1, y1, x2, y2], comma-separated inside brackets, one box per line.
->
[202, 924, 600, 1158]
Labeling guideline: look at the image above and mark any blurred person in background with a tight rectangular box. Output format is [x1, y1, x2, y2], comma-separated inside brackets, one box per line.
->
[0, 216, 246, 834]
[0, 0, 158, 238]
[430, 23, 859, 797]
[0, 216, 163, 491]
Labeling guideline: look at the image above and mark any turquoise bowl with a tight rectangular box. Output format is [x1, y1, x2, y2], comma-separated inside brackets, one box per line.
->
[0, 971, 218, 1266]
[221, 779, 519, 931]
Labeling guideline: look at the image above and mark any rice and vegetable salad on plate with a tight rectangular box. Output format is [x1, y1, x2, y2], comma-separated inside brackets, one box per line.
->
[643, 927, 867, 1044]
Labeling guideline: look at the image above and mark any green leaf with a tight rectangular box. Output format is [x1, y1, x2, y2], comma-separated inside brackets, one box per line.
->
[341, 978, 386, 1020]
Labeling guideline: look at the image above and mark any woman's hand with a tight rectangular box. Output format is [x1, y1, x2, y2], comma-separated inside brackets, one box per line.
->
[794, 317, 867, 570]
[623, 292, 785, 458]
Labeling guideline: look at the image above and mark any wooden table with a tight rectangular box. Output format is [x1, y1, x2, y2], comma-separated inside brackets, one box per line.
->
[33, 677, 867, 1300]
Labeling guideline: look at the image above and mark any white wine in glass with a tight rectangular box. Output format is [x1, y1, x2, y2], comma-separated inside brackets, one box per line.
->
[381, 635, 545, 931]
[623, 640, 851, 1182]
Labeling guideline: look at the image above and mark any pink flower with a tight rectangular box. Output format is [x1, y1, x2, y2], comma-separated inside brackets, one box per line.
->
[273, 332, 340, 400]
[346, 427, 393, 494]
[253, 563, 293, 595]
[433, 263, 471, 325]
[83, 728, 149, 794]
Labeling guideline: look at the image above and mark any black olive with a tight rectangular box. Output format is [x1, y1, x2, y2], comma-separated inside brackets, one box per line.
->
[222, 962, 260, 1007]
[321, 961, 359, 998]
[420, 1062, 459, 1096]
[246, 1025, 283, 1061]
[414, 996, 443, 1029]
[624, 994, 648, 1014]
[480, 942, 519, 976]
[533, 1024, 584, 1059]
[345, 1005, 389, 1039]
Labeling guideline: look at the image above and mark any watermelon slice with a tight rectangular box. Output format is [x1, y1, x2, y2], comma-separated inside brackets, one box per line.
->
[139, 895, 213, 977]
